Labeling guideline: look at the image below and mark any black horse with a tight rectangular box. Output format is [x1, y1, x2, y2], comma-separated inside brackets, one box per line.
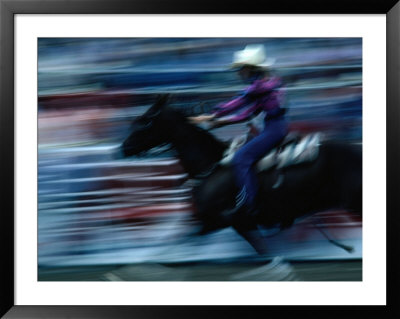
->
[118, 95, 362, 255]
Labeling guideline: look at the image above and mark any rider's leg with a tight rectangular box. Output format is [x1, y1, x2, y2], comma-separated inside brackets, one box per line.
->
[232, 117, 288, 211]
[231, 118, 287, 255]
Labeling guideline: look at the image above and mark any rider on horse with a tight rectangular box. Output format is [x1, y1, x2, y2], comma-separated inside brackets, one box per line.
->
[190, 44, 289, 224]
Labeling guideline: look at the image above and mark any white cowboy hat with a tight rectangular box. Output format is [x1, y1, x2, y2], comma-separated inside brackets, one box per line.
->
[231, 44, 275, 69]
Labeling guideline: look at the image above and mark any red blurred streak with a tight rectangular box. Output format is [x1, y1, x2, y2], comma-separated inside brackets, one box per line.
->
[288, 121, 338, 134]
[99, 203, 194, 221]
[39, 91, 133, 109]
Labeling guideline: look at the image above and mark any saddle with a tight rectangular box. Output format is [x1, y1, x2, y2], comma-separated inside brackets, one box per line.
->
[220, 131, 322, 172]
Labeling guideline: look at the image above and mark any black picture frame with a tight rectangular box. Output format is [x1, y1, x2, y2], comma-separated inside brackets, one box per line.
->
[1, 1, 399, 318]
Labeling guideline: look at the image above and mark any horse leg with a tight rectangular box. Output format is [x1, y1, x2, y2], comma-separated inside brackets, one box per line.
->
[195, 197, 270, 255]
[196, 207, 236, 235]
[232, 211, 269, 256]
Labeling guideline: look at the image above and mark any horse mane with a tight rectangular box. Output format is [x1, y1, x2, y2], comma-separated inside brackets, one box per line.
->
[159, 105, 227, 177]
[163, 105, 228, 151]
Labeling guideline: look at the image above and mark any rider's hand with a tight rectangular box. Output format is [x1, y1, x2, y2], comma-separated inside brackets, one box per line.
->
[188, 114, 215, 124]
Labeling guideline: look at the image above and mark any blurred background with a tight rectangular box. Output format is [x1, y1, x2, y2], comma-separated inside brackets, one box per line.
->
[38, 38, 362, 281]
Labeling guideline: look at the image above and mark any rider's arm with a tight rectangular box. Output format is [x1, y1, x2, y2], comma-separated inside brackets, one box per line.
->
[245, 77, 282, 97]
[213, 78, 283, 125]
[213, 78, 280, 116]
[216, 102, 261, 124]
[212, 93, 249, 117]
[191, 78, 282, 125]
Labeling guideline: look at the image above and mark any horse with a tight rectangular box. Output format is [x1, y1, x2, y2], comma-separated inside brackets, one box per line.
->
[117, 95, 362, 256]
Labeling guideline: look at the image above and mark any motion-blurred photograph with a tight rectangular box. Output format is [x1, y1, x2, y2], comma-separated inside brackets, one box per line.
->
[38, 38, 362, 281]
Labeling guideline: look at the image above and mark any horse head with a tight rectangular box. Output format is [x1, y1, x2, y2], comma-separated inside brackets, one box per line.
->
[116, 94, 227, 177]
[118, 94, 170, 158]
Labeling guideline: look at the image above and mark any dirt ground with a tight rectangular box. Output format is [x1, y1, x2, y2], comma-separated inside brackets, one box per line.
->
[38, 259, 362, 281]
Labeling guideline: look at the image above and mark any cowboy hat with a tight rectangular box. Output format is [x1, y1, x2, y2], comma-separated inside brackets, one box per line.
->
[231, 44, 275, 69]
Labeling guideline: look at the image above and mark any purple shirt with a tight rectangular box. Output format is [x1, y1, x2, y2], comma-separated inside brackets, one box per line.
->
[212, 77, 284, 123]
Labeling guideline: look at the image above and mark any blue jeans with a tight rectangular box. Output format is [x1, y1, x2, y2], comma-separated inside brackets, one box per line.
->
[233, 116, 288, 208]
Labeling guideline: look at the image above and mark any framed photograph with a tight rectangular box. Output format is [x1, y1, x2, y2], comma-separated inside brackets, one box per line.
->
[1, 0, 399, 318]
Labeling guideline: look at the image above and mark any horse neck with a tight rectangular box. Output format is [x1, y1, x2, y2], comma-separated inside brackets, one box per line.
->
[161, 112, 227, 177]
